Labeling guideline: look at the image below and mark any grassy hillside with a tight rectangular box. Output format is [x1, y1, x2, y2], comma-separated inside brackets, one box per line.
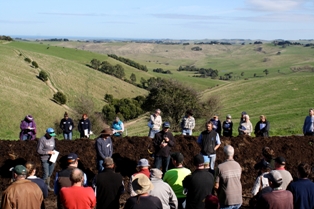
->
[0, 41, 147, 139]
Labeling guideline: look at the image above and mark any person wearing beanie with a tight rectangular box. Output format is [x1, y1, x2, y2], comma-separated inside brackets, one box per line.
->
[19, 114, 37, 140]
[59, 112, 74, 140]
[183, 154, 214, 209]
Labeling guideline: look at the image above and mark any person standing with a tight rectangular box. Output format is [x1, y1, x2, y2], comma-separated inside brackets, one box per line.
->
[181, 110, 195, 136]
[37, 127, 56, 192]
[60, 112, 74, 140]
[93, 157, 124, 209]
[129, 159, 151, 197]
[254, 115, 270, 137]
[78, 114, 91, 138]
[19, 114, 37, 140]
[149, 168, 178, 209]
[197, 121, 221, 173]
[1, 165, 43, 209]
[163, 153, 191, 209]
[303, 108, 314, 136]
[210, 115, 222, 136]
[222, 114, 233, 137]
[60, 168, 96, 209]
[183, 154, 215, 209]
[95, 128, 113, 172]
[274, 157, 293, 190]
[257, 170, 293, 209]
[287, 163, 314, 209]
[215, 145, 242, 209]
[111, 117, 124, 137]
[148, 109, 162, 139]
[238, 114, 253, 136]
[153, 122, 175, 174]
[124, 173, 162, 209]
[238, 111, 247, 135]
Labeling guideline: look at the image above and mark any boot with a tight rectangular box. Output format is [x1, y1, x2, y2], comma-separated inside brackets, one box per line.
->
[46, 177, 54, 192]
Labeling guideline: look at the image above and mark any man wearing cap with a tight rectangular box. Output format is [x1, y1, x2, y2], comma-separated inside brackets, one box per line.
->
[274, 156, 292, 190]
[257, 170, 293, 209]
[129, 158, 151, 196]
[37, 127, 57, 192]
[183, 154, 215, 209]
[54, 153, 87, 209]
[148, 108, 162, 139]
[287, 163, 314, 209]
[1, 165, 43, 209]
[150, 168, 178, 209]
[93, 157, 124, 209]
[95, 128, 113, 172]
[210, 115, 222, 136]
[163, 152, 191, 209]
[59, 112, 74, 140]
[222, 114, 233, 137]
[125, 173, 162, 209]
[197, 121, 221, 173]
[215, 145, 242, 209]
[60, 168, 96, 209]
[153, 121, 175, 174]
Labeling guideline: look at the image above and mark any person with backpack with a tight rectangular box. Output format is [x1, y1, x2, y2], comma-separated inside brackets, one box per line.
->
[111, 117, 124, 137]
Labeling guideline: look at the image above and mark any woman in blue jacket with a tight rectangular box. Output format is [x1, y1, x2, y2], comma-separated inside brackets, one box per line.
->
[111, 117, 124, 137]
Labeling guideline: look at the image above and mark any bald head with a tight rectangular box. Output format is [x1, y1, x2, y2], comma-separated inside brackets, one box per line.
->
[224, 145, 234, 157]
[70, 168, 84, 184]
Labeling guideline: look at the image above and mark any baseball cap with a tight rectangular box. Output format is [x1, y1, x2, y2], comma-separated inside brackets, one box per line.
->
[12, 165, 27, 175]
[163, 122, 170, 128]
[171, 152, 184, 163]
[137, 159, 150, 167]
[275, 157, 286, 165]
[67, 153, 79, 163]
[46, 128, 56, 137]
[193, 154, 204, 167]
[264, 170, 283, 185]
[226, 114, 232, 119]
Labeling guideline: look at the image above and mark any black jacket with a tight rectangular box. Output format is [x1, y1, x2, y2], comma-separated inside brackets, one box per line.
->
[59, 118, 74, 133]
[222, 121, 233, 137]
[254, 120, 270, 137]
[78, 118, 91, 134]
[153, 131, 175, 157]
[200, 130, 218, 155]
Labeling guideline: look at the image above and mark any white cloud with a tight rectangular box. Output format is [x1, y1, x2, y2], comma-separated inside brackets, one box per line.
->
[246, 0, 303, 12]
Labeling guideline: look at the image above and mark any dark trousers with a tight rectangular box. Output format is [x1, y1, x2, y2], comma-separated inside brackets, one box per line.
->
[154, 156, 170, 174]
[178, 198, 186, 209]
[305, 132, 314, 136]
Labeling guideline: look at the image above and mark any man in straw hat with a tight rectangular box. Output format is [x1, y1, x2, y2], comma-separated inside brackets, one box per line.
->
[124, 173, 162, 209]
[95, 128, 113, 172]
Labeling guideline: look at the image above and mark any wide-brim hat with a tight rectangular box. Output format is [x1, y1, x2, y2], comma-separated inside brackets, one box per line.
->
[132, 173, 154, 194]
[101, 128, 113, 136]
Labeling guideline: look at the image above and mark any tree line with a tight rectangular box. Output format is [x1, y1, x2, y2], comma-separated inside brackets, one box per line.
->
[152, 68, 172, 74]
[0, 35, 13, 41]
[178, 66, 219, 78]
[107, 54, 148, 72]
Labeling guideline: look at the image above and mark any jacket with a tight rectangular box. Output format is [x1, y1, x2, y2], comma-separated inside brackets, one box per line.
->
[254, 120, 270, 137]
[150, 178, 178, 209]
[199, 130, 219, 155]
[95, 137, 113, 159]
[303, 115, 314, 134]
[78, 118, 91, 134]
[37, 135, 55, 161]
[59, 118, 74, 134]
[112, 120, 124, 136]
[222, 120, 233, 137]
[1, 179, 43, 209]
[239, 121, 253, 136]
[149, 114, 162, 130]
[153, 131, 175, 157]
[19, 120, 36, 140]
[210, 119, 222, 135]
[181, 116, 195, 130]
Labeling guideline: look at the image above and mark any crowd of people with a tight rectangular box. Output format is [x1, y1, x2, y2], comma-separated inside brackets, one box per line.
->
[4, 108, 314, 208]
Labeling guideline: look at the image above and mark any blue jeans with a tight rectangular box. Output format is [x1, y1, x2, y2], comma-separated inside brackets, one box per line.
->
[149, 129, 159, 139]
[41, 160, 55, 180]
[209, 154, 216, 170]
[182, 129, 192, 136]
[22, 134, 31, 141]
[154, 156, 170, 174]
[63, 132, 72, 140]
[220, 204, 241, 209]
[97, 159, 104, 173]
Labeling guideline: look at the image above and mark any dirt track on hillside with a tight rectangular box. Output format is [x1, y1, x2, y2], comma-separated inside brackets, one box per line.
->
[0, 135, 313, 208]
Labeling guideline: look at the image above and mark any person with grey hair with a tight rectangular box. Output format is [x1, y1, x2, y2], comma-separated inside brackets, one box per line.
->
[1, 165, 43, 209]
[60, 168, 96, 209]
[238, 114, 253, 136]
[215, 145, 242, 209]
[148, 109, 162, 139]
[149, 168, 178, 209]
[257, 170, 293, 209]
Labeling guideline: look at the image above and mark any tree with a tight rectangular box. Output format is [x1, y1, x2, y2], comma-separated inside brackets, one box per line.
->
[263, 69, 269, 76]
[53, 92, 67, 105]
[254, 73, 257, 77]
[104, 94, 114, 104]
[140, 77, 147, 88]
[130, 73, 137, 83]
[24, 57, 31, 63]
[32, 61, 39, 68]
[102, 104, 116, 122]
[39, 70, 49, 81]
[90, 59, 101, 70]
[114, 64, 125, 79]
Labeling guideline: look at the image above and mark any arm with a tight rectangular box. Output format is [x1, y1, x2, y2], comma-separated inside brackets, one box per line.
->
[303, 116, 308, 134]
[59, 120, 64, 130]
[78, 121, 82, 132]
[37, 138, 47, 155]
[264, 121, 270, 132]
[109, 138, 113, 157]
[166, 133, 175, 147]
[197, 134, 202, 145]
[214, 134, 221, 151]
[168, 186, 178, 209]
[251, 176, 261, 196]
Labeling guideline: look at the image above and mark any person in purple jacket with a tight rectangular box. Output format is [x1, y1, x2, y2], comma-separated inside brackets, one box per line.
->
[19, 115, 37, 140]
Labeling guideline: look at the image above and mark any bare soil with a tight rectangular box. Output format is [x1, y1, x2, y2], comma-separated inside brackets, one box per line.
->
[0, 135, 314, 208]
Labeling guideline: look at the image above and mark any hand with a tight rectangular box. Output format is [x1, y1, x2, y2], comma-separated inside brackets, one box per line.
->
[48, 151, 55, 155]
[164, 137, 169, 142]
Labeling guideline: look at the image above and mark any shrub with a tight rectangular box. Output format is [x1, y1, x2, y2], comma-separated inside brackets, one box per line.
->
[53, 92, 67, 105]
[32, 61, 39, 68]
[24, 57, 31, 63]
[39, 70, 49, 81]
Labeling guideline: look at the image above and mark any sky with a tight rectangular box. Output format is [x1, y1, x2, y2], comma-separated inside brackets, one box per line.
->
[1, 0, 314, 40]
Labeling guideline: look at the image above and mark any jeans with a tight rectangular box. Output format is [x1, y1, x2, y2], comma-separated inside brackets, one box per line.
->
[22, 134, 31, 141]
[220, 204, 241, 209]
[97, 159, 104, 173]
[63, 132, 72, 140]
[154, 156, 170, 174]
[209, 154, 216, 170]
[182, 129, 192, 136]
[149, 129, 159, 139]
[41, 160, 55, 180]
[178, 198, 186, 209]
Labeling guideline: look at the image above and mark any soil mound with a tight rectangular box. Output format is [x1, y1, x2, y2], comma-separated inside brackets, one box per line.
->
[0, 135, 313, 208]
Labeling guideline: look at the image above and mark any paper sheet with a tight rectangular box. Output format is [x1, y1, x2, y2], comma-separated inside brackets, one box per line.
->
[49, 150, 59, 163]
